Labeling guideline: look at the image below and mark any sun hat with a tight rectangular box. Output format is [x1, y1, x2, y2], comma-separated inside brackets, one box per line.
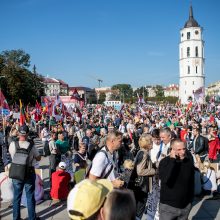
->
[67, 179, 113, 220]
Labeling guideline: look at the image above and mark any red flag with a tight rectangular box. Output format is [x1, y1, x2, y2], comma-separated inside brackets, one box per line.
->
[186, 101, 193, 111]
[0, 90, 10, 110]
[70, 89, 81, 101]
[35, 101, 42, 121]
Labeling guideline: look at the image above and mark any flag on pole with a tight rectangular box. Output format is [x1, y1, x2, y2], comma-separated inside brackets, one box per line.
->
[19, 99, 26, 126]
[70, 88, 81, 101]
[0, 90, 10, 115]
[35, 101, 42, 122]
[194, 87, 205, 104]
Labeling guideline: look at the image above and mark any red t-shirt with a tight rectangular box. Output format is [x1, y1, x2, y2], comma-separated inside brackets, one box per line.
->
[50, 170, 71, 200]
[180, 129, 187, 142]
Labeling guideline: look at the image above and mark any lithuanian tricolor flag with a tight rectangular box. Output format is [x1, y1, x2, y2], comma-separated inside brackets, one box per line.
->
[19, 99, 26, 126]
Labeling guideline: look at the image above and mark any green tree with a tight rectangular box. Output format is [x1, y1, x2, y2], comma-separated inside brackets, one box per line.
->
[133, 86, 148, 102]
[111, 84, 133, 102]
[98, 92, 106, 104]
[0, 49, 45, 105]
[155, 85, 164, 97]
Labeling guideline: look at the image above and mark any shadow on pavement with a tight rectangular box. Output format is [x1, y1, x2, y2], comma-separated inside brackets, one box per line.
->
[191, 196, 220, 220]
[37, 201, 67, 220]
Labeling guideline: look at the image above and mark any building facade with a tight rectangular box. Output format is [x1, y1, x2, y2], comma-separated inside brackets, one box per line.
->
[207, 81, 220, 97]
[164, 84, 179, 97]
[43, 77, 69, 96]
[43, 77, 60, 96]
[179, 5, 205, 104]
[69, 87, 97, 104]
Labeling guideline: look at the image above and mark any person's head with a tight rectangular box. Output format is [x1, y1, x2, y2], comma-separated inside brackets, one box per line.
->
[58, 162, 67, 170]
[138, 133, 153, 151]
[106, 131, 123, 152]
[67, 179, 113, 220]
[58, 132, 64, 141]
[170, 139, 186, 160]
[50, 131, 56, 140]
[18, 125, 29, 140]
[79, 142, 87, 154]
[192, 127, 200, 137]
[101, 189, 136, 220]
[100, 128, 107, 136]
[86, 129, 93, 138]
[143, 126, 150, 134]
[151, 128, 160, 145]
[160, 127, 172, 145]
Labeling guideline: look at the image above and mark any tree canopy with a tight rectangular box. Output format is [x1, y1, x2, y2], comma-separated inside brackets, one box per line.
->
[0, 49, 45, 105]
[111, 84, 133, 102]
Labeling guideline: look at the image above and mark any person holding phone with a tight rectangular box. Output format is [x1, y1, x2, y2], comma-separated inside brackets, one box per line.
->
[158, 139, 194, 220]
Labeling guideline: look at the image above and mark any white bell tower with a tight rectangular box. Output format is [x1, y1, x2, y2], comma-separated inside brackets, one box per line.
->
[179, 5, 205, 104]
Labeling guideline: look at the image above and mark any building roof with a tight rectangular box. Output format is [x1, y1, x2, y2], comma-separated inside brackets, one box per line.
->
[165, 84, 179, 91]
[69, 86, 94, 92]
[184, 5, 200, 28]
[43, 77, 59, 84]
[57, 79, 68, 86]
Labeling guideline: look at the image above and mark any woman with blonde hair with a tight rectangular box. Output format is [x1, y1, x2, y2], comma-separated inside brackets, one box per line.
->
[128, 133, 156, 219]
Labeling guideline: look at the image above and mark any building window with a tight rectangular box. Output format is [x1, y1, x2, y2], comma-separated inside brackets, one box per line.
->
[196, 66, 198, 73]
[181, 48, 183, 58]
[188, 66, 190, 74]
[195, 47, 198, 57]
[187, 47, 190, 57]
[187, 32, 190, 39]
[185, 90, 186, 94]
[193, 81, 194, 85]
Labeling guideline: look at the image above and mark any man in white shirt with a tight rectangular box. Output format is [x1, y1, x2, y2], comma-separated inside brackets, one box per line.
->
[89, 131, 124, 188]
[157, 127, 172, 161]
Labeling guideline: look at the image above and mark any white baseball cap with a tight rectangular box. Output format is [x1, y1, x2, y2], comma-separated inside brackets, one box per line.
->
[58, 162, 67, 170]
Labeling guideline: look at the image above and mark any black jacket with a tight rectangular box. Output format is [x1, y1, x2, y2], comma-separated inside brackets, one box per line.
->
[159, 155, 194, 209]
[190, 135, 208, 156]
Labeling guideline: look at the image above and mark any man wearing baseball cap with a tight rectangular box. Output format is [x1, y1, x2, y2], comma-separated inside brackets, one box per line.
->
[50, 161, 71, 201]
[67, 179, 113, 220]
[9, 124, 41, 220]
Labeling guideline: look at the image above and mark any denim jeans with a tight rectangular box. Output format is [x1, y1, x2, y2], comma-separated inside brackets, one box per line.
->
[12, 173, 36, 220]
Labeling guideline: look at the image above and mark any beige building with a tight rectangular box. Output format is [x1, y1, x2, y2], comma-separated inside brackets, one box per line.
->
[95, 87, 119, 101]
[146, 86, 156, 97]
[207, 81, 220, 97]
[164, 84, 179, 97]
[43, 77, 69, 96]
[69, 86, 97, 104]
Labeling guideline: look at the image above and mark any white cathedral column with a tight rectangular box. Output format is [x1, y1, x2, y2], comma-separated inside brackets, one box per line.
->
[179, 5, 205, 104]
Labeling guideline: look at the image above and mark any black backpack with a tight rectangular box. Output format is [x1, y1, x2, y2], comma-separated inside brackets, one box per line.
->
[9, 141, 33, 181]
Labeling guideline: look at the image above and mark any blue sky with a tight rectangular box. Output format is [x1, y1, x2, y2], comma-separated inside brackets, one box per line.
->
[0, 0, 219, 88]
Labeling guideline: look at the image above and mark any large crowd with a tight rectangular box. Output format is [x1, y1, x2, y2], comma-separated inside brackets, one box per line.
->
[0, 102, 220, 220]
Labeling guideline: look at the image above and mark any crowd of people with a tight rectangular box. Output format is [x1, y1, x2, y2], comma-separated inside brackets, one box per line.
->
[0, 102, 220, 220]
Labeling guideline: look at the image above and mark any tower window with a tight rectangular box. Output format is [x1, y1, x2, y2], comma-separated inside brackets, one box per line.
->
[187, 32, 190, 39]
[196, 66, 198, 73]
[188, 66, 190, 74]
[187, 47, 190, 57]
[195, 47, 198, 57]
[193, 81, 194, 85]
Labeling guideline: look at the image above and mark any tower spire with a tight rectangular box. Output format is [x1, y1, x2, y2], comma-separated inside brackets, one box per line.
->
[189, 5, 193, 18]
[184, 4, 199, 28]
